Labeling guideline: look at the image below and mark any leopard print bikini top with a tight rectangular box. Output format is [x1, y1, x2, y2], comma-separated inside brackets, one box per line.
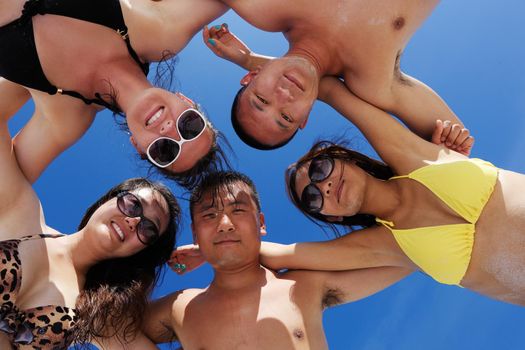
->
[0, 234, 78, 350]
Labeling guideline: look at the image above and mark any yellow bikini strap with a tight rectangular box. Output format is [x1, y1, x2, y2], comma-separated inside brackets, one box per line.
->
[375, 217, 395, 229]
[389, 174, 409, 180]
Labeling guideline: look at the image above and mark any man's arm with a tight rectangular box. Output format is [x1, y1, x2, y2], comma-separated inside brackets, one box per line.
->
[320, 267, 412, 306]
[143, 292, 182, 345]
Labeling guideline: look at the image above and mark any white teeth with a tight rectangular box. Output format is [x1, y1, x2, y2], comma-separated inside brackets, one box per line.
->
[146, 108, 163, 126]
[112, 222, 124, 241]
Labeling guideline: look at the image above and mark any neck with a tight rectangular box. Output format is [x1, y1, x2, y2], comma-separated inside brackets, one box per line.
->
[59, 231, 104, 278]
[286, 38, 341, 77]
[93, 59, 151, 112]
[211, 261, 269, 292]
[360, 176, 403, 221]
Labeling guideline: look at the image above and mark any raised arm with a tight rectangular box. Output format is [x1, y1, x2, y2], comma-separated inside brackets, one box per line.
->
[12, 94, 97, 183]
[0, 89, 45, 239]
[318, 77, 466, 175]
[203, 23, 273, 71]
[389, 74, 474, 155]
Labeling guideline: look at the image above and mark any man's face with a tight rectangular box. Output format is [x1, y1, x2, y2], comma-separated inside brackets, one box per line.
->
[237, 57, 319, 146]
[191, 182, 266, 270]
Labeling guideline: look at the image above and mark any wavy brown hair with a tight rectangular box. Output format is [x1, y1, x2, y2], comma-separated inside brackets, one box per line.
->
[286, 140, 394, 236]
[73, 178, 180, 347]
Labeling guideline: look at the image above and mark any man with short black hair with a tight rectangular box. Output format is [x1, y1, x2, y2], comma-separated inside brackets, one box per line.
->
[135, 171, 409, 349]
[204, 0, 473, 154]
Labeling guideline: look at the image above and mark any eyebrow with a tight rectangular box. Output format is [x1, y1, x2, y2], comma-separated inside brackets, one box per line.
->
[195, 197, 249, 213]
[250, 97, 264, 112]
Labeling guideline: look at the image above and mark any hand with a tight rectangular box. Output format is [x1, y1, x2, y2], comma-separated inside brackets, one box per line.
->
[203, 23, 252, 68]
[168, 244, 205, 275]
[431, 119, 474, 156]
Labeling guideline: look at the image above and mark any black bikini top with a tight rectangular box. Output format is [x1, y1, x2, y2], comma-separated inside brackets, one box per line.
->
[0, 0, 149, 110]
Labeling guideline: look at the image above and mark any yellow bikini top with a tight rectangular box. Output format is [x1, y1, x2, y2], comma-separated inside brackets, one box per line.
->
[376, 158, 498, 285]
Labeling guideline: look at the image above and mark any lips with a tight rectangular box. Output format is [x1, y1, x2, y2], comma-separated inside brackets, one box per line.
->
[145, 106, 165, 128]
[284, 74, 305, 91]
[213, 238, 241, 246]
[111, 221, 125, 242]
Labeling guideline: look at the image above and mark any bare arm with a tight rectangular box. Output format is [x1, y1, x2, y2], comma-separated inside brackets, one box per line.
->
[203, 24, 273, 71]
[143, 293, 181, 345]
[321, 266, 412, 305]
[388, 74, 473, 155]
[318, 77, 465, 175]
[12, 94, 97, 183]
[0, 78, 30, 122]
[260, 227, 414, 272]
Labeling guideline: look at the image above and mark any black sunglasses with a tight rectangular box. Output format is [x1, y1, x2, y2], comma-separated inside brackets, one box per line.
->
[300, 156, 335, 213]
[146, 108, 207, 168]
[116, 192, 160, 245]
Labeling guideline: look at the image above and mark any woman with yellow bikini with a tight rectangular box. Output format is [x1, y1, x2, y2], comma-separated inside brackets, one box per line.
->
[260, 76, 525, 306]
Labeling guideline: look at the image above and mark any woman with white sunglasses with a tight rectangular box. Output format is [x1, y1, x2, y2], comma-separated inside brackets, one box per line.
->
[0, 0, 230, 189]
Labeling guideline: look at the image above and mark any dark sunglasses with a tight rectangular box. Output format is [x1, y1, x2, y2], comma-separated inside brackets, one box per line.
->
[116, 192, 160, 245]
[146, 108, 207, 168]
[300, 156, 335, 213]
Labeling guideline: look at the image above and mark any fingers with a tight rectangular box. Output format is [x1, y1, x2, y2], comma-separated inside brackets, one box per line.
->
[431, 119, 444, 145]
[440, 120, 452, 143]
[456, 136, 475, 156]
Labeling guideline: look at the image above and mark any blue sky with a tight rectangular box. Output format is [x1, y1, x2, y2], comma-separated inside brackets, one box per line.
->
[8, 1, 525, 349]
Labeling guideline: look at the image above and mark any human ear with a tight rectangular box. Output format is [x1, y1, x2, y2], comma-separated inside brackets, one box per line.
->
[240, 68, 260, 86]
[191, 223, 199, 244]
[259, 212, 267, 236]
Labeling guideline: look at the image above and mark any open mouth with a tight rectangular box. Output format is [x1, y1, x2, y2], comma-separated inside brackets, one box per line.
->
[111, 221, 125, 242]
[145, 107, 165, 127]
[284, 74, 305, 91]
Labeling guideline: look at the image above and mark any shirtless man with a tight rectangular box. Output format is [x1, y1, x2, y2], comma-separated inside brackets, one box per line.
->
[127, 171, 410, 349]
[205, 0, 473, 154]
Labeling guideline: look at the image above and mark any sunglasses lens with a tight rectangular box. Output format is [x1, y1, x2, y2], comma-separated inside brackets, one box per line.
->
[118, 193, 142, 217]
[309, 157, 333, 182]
[178, 110, 206, 140]
[137, 220, 159, 245]
[148, 138, 180, 167]
[301, 184, 323, 213]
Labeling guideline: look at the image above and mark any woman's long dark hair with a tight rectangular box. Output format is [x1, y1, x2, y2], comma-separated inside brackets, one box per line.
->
[73, 178, 180, 346]
[286, 141, 394, 236]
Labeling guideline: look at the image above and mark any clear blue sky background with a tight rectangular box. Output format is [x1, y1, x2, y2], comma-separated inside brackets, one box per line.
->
[8, 1, 525, 349]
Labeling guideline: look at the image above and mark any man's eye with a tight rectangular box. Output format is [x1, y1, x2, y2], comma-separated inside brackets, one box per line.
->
[281, 113, 292, 122]
[203, 213, 217, 219]
[233, 208, 245, 213]
[256, 95, 268, 104]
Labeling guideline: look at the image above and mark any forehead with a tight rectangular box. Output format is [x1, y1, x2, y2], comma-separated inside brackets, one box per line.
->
[238, 95, 295, 145]
[194, 182, 257, 211]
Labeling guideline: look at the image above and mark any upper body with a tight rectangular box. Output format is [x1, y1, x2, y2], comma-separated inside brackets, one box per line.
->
[110, 171, 410, 350]
[262, 77, 525, 306]
[0, 0, 228, 183]
[214, 0, 465, 149]
[0, 93, 179, 347]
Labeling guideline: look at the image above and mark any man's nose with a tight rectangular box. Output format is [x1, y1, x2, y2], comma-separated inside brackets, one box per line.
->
[276, 86, 293, 102]
[218, 213, 235, 233]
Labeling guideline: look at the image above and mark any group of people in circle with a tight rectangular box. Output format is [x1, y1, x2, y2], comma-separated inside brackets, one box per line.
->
[1, 0, 523, 349]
